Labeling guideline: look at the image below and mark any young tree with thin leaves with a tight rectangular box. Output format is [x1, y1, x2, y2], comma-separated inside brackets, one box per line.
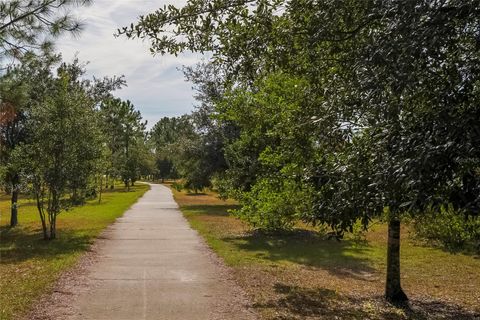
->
[15, 62, 102, 239]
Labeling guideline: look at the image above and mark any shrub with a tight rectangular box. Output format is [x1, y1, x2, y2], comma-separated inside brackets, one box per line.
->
[233, 177, 313, 232]
[411, 204, 480, 252]
[171, 181, 184, 192]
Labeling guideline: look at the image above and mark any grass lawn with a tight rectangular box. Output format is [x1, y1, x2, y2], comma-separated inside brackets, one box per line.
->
[171, 187, 480, 320]
[0, 183, 149, 320]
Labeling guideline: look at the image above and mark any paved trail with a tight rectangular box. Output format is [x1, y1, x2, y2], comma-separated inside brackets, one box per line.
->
[45, 184, 255, 320]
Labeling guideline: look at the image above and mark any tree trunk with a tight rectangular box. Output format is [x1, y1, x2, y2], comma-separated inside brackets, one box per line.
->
[385, 217, 408, 303]
[41, 220, 48, 240]
[37, 203, 48, 240]
[98, 175, 103, 204]
[10, 187, 18, 227]
[49, 216, 56, 240]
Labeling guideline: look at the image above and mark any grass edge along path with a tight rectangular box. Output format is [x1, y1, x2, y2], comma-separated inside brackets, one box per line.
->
[0, 183, 149, 320]
[170, 186, 480, 320]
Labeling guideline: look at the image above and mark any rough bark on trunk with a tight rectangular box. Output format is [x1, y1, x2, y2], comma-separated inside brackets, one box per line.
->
[385, 217, 408, 302]
[10, 188, 19, 227]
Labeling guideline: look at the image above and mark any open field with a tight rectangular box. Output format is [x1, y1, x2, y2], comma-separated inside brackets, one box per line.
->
[172, 187, 480, 320]
[0, 183, 149, 320]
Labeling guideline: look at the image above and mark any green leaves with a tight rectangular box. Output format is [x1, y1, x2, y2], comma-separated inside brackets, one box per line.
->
[100, 98, 147, 187]
[0, 0, 91, 61]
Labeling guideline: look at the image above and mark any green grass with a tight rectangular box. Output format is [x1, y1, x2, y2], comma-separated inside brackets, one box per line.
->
[172, 188, 480, 320]
[0, 183, 149, 320]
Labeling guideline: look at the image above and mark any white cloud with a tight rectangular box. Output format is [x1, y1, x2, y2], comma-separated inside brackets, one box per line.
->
[57, 0, 201, 128]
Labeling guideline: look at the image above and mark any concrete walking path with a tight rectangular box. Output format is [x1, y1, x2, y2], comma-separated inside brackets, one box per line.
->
[60, 183, 255, 320]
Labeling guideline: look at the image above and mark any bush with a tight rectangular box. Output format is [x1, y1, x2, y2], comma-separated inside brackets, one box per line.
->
[171, 181, 184, 192]
[411, 204, 480, 252]
[233, 177, 313, 232]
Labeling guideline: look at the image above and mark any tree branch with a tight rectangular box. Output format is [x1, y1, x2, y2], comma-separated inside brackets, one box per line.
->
[0, 0, 57, 32]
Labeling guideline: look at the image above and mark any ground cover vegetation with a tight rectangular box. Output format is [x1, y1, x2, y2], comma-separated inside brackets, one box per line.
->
[123, 0, 480, 304]
[172, 188, 480, 319]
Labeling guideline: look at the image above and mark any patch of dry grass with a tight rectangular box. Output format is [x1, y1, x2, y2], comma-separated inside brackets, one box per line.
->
[171, 187, 480, 320]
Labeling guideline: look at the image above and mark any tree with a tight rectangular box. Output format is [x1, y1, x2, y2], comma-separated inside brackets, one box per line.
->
[122, 0, 480, 302]
[149, 115, 194, 181]
[0, 0, 92, 227]
[0, 53, 59, 227]
[100, 98, 147, 190]
[217, 72, 318, 229]
[301, 1, 480, 301]
[16, 61, 103, 239]
[0, 66, 29, 227]
[150, 109, 229, 191]
[0, 0, 90, 63]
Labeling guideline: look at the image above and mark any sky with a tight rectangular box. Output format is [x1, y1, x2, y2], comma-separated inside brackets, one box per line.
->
[57, 0, 203, 128]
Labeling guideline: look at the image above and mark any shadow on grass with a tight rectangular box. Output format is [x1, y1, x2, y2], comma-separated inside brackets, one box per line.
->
[0, 226, 92, 264]
[256, 283, 479, 320]
[226, 231, 377, 281]
[101, 186, 145, 194]
[185, 204, 377, 280]
[183, 204, 240, 212]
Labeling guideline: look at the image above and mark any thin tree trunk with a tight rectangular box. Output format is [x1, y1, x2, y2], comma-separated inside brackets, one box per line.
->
[385, 217, 408, 302]
[40, 213, 48, 240]
[98, 175, 103, 204]
[10, 187, 18, 227]
[49, 214, 56, 240]
[46, 190, 59, 240]
[35, 192, 48, 240]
